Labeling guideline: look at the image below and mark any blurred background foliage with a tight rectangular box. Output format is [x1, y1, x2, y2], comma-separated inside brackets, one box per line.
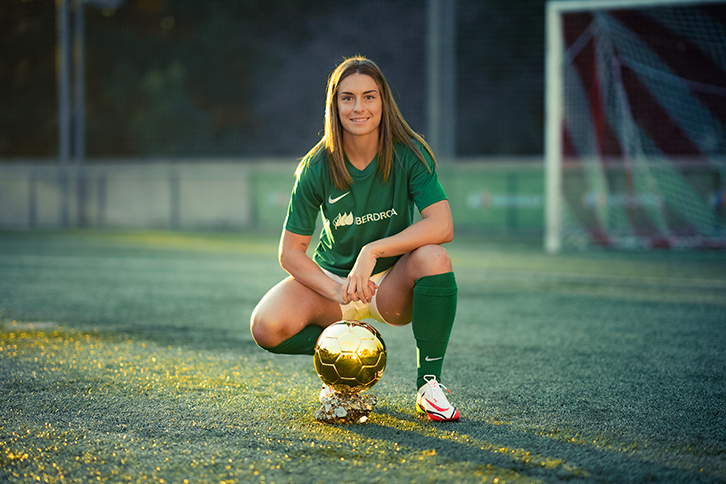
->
[0, 0, 545, 159]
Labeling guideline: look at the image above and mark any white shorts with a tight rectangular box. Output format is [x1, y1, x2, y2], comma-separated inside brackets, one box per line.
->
[321, 267, 392, 325]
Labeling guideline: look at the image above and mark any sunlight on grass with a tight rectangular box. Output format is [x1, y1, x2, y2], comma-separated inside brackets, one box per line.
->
[0, 321, 605, 484]
[6, 319, 719, 483]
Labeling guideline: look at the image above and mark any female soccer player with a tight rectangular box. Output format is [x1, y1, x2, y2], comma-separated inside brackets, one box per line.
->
[250, 56, 459, 421]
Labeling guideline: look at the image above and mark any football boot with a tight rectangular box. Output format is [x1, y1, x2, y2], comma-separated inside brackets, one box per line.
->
[416, 375, 460, 421]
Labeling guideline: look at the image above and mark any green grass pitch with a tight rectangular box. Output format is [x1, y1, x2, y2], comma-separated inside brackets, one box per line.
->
[1, 230, 725, 483]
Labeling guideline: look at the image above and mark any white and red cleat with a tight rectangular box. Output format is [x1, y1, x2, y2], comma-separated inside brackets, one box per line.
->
[416, 375, 460, 421]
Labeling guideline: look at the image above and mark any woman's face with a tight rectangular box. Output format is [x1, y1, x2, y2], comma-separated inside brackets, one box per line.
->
[336, 73, 383, 141]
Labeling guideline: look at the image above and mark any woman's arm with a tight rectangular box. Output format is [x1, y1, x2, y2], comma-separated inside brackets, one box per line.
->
[344, 199, 453, 297]
[279, 229, 379, 305]
[366, 199, 453, 258]
[278, 230, 345, 303]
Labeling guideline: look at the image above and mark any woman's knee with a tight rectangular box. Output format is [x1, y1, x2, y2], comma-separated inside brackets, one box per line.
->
[249, 278, 299, 347]
[249, 279, 340, 348]
[408, 244, 453, 277]
[249, 305, 281, 348]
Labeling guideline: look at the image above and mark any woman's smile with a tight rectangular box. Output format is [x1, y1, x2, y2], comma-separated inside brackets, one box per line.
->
[337, 73, 382, 139]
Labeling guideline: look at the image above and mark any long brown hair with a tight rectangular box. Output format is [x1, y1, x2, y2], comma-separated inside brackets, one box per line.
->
[297, 56, 436, 189]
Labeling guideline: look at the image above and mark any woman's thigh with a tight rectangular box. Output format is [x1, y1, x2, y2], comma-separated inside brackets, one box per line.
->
[250, 276, 343, 347]
[374, 245, 453, 326]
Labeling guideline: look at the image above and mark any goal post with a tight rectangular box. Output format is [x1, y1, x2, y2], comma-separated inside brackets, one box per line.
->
[545, 0, 726, 252]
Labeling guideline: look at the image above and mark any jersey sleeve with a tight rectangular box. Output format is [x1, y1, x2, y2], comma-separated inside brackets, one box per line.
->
[407, 145, 448, 212]
[284, 161, 324, 236]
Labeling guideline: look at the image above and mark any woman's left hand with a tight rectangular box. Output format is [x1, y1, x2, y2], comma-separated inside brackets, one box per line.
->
[343, 246, 379, 304]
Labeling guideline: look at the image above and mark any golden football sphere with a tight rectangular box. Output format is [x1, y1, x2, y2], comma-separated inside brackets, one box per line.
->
[313, 320, 387, 394]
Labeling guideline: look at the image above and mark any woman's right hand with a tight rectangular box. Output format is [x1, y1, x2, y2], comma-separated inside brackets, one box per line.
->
[341, 245, 379, 304]
[339, 278, 378, 305]
[280, 230, 379, 306]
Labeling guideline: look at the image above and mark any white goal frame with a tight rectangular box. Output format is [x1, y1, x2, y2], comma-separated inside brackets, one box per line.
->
[544, 0, 726, 252]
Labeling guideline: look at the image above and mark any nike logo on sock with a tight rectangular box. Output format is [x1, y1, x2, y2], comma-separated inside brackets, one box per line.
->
[328, 192, 350, 204]
[425, 356, 443, 362]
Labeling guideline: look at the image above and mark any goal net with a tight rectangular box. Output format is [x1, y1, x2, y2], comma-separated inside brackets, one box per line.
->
[545, 0, 726, 251]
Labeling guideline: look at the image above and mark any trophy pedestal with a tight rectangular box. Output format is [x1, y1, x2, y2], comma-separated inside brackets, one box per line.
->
[314, 392, 377, 424]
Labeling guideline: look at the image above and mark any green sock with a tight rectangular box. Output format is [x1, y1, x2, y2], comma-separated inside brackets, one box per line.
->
[258, 325, 323, 356]
[412, 272, 458, 389]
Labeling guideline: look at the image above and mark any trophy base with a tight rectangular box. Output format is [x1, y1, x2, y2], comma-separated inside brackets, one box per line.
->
[314, 392, 377, 424]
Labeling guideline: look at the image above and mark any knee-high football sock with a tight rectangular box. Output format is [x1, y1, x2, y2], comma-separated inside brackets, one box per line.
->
[258, 325, 323, 356]
[411, 272, 458, 389]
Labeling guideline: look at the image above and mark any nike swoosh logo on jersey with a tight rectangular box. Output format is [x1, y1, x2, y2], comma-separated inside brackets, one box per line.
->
[425, 356, 443, 362]
[328, 192, 350, 204]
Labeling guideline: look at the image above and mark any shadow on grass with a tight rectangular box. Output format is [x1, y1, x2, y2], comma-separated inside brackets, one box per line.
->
[342, 406, 721, 484]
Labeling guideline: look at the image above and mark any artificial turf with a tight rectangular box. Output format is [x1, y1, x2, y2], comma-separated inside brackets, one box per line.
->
[1, 230, 725, 483]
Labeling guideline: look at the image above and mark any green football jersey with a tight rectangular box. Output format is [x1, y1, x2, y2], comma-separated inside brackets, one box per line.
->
[284, 141, 447, 277]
